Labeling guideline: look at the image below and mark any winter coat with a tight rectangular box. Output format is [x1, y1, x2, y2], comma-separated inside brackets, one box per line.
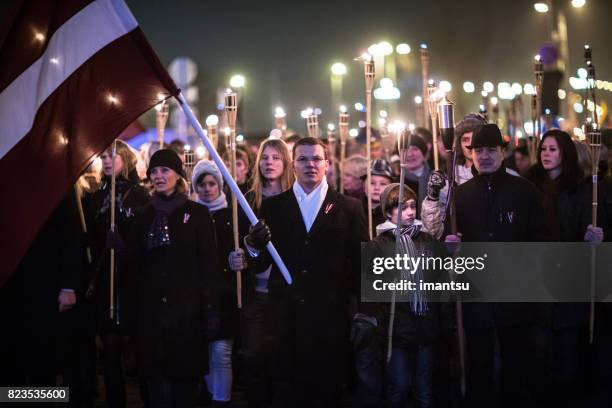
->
[525, 171, 593, 329]
[128, 198, 218, 379]
[362, 226, 448, 347]
[453, 165, 548, 328]
[362, 195, 386, 238]
[205, 204, 249, 340]
[83, 176, 149, 333]
[251, 187, 369, 382]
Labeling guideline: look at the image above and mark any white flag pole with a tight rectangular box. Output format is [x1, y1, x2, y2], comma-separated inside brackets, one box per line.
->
[175, 93, 293, 285]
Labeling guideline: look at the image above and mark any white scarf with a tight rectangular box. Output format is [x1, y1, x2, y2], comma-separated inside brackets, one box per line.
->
[196, 192, 228, 214]
[292, 177, 328, 233]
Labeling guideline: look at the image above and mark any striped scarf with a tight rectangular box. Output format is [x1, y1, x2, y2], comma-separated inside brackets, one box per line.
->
[393, 224, 428, 316]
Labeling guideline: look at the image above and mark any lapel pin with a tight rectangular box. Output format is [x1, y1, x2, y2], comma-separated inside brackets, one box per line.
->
[183, 213, 191, 224]
[324, 203, 334, 214]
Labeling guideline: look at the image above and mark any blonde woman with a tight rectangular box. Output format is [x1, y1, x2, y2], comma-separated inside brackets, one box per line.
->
[244, 138, 293, 407]
[247, 138, 294, 213]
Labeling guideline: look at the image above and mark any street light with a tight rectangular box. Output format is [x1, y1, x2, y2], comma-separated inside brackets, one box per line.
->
[396, 43, 411, 54]
[331, 62, 347, 76]
[571, 0, 586, 8]
[229, 74, 245, 88]
[534, 2, 549, 13]
[463, 81, 475, 93]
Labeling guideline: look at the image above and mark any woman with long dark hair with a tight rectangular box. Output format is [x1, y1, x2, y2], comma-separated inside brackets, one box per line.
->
[129, 149, 218, 407]
[525, 129, 603, 406]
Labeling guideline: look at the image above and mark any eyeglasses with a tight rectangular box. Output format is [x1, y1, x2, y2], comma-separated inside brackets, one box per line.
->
[295, 156, 326, 165]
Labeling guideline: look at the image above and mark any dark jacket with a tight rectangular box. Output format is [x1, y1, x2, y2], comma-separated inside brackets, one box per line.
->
[251, 187, 369, 381]
[453, 165, 548, 328]
[361, 195, 387, 238]
[526, 170, 593, 329]
[128, 198, 218, 379]
[83, 176, 149, 333]
[205, 204, 249, 340]
[363, 228, 447, 347]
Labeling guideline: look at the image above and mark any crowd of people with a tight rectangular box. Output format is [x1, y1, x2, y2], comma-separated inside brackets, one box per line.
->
[1, 114, 612, 408]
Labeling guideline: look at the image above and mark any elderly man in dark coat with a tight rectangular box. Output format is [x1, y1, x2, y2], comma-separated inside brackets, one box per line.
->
[444, 124, 548, 407]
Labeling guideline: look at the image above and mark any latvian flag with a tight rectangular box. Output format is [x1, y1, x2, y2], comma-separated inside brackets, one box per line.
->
[0, 0, 179, 286]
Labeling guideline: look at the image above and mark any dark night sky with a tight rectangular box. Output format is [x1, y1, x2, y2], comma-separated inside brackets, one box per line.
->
[3, 0, 612, 133]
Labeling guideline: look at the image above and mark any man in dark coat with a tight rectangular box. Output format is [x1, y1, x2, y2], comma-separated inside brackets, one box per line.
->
[245, 137, 369, 407]
[0, 186, 82, 390]
[444, 124, 548, 407]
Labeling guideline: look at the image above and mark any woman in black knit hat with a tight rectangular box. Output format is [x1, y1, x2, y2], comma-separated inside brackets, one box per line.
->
[129, 149, 218, 407]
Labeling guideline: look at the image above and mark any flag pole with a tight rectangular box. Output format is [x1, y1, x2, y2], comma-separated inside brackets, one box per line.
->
[358, 53, 375, 240]
[427, 80, 440, 171]
[175, 93, 293, 285]
[584, 44, 600, 344]
[224, 89, 243, 309]
[338, 106, 349, 194]
[109, 139, 117, 320]
[438, 95, 466, 397]
[156, 100, 169, 149]
[387, 123, 408, 363]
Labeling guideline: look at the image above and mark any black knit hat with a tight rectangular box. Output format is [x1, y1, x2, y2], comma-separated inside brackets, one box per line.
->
[467, 124, 508, 149]
[408, 135, 428, 155]
[147, 149, 186, 179]
[361, 159, 394, 181]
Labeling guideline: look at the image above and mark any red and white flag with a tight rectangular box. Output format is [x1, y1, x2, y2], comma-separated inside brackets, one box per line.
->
[0, 0, 179, 286]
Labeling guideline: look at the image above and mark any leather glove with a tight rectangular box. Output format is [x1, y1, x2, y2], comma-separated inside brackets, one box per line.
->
[245, 220, 271, 251]
[350, 313, 377, 352]
[228, 249, 247, 271]
[426, 170, 447, 201]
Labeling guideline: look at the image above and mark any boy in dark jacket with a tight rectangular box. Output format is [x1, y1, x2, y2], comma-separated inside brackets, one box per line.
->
[360, 183, 446, 408]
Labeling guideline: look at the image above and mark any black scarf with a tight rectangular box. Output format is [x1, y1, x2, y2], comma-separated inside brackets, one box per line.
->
[147, 192, 188, 250]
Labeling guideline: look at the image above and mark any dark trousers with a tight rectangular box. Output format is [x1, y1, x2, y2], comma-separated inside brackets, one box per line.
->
[353, 335, 384, 408]
[243, 292, 270, 408]
[146, 377, 198, 408]
[102, 332, 127, 408]
[465, 327, 532, 408]
[387, 345, 434, 408]
[531, 326, 585, 407]
[59, 304, 97, 408]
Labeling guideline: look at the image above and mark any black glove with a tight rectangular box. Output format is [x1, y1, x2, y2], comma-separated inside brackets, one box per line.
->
[350, 313, 377, 352]
[245, 220, 271, 251]
[426, 170, 447, 201]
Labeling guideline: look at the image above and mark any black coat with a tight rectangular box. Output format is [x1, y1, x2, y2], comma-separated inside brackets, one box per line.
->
[206, 204, 249, 340]
[128, 198, 218, 379]
[525, 172, 593, 329]
[362, 229, 448, 347]
[252, 187, 369, 382]
[362, 195, 387, 238]
[0, 187, 83, 385]
[83, 176, 149, 333]
[453, 166, 548, 328]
